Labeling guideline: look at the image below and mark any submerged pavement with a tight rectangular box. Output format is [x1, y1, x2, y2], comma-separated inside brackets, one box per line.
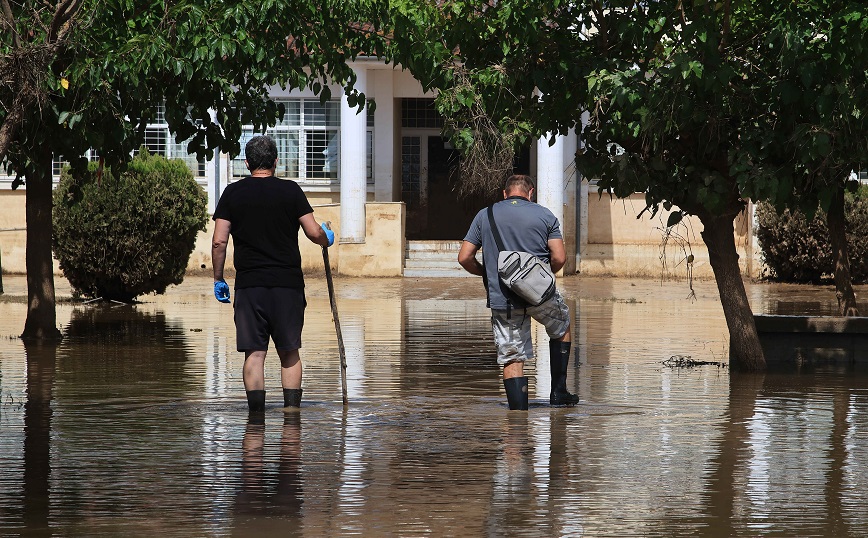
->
[1, 274, 867, 536]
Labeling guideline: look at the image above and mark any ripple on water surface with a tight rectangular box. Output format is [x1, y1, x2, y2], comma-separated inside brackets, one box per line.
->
[1, 276, 868, 536]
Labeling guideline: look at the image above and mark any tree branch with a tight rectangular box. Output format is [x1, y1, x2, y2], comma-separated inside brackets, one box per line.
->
[48, 0, 83, 43]
[719, 0, 732, 53]
[1, 0, 21, 49]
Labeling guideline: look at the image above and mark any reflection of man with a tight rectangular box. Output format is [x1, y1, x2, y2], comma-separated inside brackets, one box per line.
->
[458, 174, 578, 410]
[233, 414, 304, 534]
[486, 415, 535, 533]
[211, 135, 334, 415]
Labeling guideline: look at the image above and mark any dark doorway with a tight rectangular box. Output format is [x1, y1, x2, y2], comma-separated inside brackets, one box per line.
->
[422, 136, 477, 240]
[404, 136, 532, 240]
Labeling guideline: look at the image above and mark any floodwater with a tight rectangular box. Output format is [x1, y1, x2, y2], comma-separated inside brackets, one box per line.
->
[1, 274, 868, 537]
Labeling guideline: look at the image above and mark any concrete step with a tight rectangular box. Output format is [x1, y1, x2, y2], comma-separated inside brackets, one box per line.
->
[403, 240, 480, 277]
[405, 250, 462, 260]
[404, 259, 466, 270]
[406, 240, 463, 252]
[403, 268, 476, 278]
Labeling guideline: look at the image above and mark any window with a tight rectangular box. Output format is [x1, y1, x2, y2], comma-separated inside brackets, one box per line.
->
[233, 100, 331, 182]
[48, 104, 206, 181]
[142, 103, 207, 178]
[231, 99, 375, 183]
[401, 136, 422, 207]
[401, 98, 443, 129]
[52, 150, 100, 180]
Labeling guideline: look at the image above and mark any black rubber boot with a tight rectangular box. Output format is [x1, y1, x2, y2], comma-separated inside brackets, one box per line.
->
[503, 376, 529, 410]
[246, 390, 266, 412]
[549, 341, 579, 406]
[283, 388, 303, 408]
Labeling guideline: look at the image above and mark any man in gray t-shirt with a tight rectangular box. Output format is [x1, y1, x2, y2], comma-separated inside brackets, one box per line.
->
[459, 174, 579, 410]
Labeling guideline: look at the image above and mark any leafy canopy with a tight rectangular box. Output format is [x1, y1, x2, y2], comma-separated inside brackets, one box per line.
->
[2, 0, 388, 177]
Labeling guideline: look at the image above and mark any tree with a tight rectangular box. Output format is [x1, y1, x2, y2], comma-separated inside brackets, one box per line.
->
[1, 0, 387, 339]
[743, 2, 868, 316]
[1, 0, 86, 339]
[388, 0, 868, 371]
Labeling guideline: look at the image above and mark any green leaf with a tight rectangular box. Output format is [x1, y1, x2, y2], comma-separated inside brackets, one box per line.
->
[814, 133, 831, 156]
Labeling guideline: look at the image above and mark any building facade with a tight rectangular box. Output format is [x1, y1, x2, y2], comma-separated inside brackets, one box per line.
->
[0, 61, 758, 279]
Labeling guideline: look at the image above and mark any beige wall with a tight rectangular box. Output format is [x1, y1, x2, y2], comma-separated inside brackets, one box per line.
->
[193, 202, 406, 279]
[2, 186, 762, 281]
[295, 202, 406, 277]
[581, 191, 758, 278]
[0, 191, 55, 275]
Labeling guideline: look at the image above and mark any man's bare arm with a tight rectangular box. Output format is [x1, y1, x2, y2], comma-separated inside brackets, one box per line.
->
[299, 212, 330, 247]
[548, 238, 566, 273]
[458, 241, 484, 276]
[211, 218, 231, 281]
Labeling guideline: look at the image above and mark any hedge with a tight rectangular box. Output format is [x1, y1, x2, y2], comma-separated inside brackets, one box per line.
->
[53, 150, 208, 301]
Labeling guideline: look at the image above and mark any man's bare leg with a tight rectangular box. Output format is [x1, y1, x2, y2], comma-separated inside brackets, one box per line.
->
[244, 350, 267, 413]
[278, 348, 303, 407]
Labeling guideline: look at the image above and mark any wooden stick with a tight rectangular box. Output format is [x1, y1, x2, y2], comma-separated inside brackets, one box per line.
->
[322, 225, 348, 406]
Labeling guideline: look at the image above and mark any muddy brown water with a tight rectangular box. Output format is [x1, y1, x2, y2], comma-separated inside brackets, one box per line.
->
[1, 275, 868, 537]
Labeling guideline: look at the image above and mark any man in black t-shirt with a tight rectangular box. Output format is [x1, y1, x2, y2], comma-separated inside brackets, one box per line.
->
[211, 135, 334, 416]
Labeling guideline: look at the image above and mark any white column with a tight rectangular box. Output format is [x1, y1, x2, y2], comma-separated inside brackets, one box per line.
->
[371, 70, 396, 201]
[536, 133, 565, 230]
[340, 68, 368, 243]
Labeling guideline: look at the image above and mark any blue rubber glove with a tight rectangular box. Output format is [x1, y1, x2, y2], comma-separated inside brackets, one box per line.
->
[321, 222, 335, 247]
[214, 280, 231, 303]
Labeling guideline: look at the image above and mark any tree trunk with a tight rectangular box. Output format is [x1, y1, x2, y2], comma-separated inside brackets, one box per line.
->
[827, 184, 858, 316]
[699, 211, 765, 371]
[21, 147, 61, 341]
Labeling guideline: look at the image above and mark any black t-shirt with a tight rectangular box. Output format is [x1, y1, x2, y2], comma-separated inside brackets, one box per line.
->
[213, 176, 314, 289]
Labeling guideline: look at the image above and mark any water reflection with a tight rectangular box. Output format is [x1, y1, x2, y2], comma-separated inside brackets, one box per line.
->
[1, 277, 868, 536]
[696, 373, 868, 537]
[21, 342, 56, 538]
[232, 414, 304, 536]
[59, 306, 196, 400]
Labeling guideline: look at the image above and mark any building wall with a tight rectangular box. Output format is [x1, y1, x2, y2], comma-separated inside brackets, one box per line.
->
[0, 191, 53, 275]
[2, 183, 759, 281]
[0, 64, 759, 281]
[192, 202, 405, 279]
[580, 191, 758, 278]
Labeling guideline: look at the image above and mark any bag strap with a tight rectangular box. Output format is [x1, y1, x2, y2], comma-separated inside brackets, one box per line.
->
[487, 204, 521, 312]
[486, 205, 506, 253]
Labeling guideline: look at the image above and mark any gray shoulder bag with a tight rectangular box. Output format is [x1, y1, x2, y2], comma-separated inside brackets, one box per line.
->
[487, 205, 557, 307]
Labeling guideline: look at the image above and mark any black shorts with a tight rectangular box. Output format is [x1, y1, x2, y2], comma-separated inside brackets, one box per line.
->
[234, 287, 306, 352]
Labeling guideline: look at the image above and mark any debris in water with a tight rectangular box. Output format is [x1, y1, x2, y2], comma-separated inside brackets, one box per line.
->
[662, 355, 727, 368]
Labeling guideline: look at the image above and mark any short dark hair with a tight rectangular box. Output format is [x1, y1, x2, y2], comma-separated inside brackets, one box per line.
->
[504, 174, 535, 194]
[245, 135, 278, 172]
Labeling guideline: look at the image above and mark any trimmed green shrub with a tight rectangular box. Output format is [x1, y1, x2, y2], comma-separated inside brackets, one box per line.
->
[755, 187, 868, 283]
[53, 150, 208, 301]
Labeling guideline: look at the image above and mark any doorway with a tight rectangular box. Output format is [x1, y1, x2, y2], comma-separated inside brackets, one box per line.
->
[402, 133, 503, 240]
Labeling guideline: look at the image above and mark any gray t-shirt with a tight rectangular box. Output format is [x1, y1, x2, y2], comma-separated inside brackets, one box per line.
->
[464, 196, 563, 309]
